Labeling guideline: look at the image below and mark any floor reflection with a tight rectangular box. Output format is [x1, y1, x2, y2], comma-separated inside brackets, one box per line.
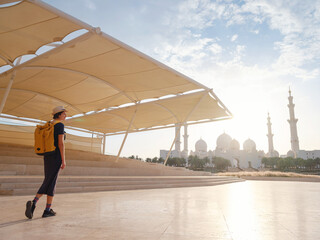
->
[1, 180, 319, 240]
[215, 181, 320, 240]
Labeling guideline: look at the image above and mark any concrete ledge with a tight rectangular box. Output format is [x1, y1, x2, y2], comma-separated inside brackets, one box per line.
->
[0, 143, 211, 176]
[0, 175, 243, 195]
[241, 176, 320, 182]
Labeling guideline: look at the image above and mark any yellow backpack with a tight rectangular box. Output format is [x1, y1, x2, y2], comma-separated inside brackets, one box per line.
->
[34, 121, 60, 155]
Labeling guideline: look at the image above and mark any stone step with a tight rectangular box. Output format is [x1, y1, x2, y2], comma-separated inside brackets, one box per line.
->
[0, 171, 16, 176]
[0, 177, 243, 196]
[0, 177, 232, 189]
[0, 155, 196, 171]
[1, 179, 235, 191]
[0, 163, 204, 176]
[0, 144, 115, 161]
[0, 175, 233, 183]
[0, 143, 212, 177]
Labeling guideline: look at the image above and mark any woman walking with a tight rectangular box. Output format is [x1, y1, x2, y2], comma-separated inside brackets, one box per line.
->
[25, 106, 67, 219]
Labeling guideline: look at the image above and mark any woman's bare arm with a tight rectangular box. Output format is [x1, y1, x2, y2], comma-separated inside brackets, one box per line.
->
[58, 134, 66, 169]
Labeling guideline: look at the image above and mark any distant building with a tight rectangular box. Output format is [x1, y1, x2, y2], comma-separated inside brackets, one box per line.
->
[266, 113, 279, 157]
[190, 138, 213, 160]
[287, 88, 300, 157]
[160, 89, 319, 164]
[297, 150, 320, 160]
[285, 89, 320, 160]
[189, 132, 264, 169]
[214, 133, 264, 169]
[160, 149, 180, 160]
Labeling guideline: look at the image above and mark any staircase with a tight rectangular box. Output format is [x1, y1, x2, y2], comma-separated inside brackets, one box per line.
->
[0, 143, 244, 195]
[0, 175, 243, 196]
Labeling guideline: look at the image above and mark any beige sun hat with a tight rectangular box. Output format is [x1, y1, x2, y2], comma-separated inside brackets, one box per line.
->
[52, 106, 67, 115]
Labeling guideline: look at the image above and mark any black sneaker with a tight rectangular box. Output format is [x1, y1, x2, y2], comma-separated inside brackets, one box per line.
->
[42, 209, 56, 218]
[25, 201, 36, 219]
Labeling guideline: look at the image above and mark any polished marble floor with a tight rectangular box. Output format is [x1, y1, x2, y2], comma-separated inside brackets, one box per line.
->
[0, 180, 319, 240]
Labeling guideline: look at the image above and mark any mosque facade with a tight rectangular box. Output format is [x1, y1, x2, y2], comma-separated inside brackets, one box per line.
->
[160, 125, 266, 169]
[160, 89, 320, 166]
[189, 133, 265, 169]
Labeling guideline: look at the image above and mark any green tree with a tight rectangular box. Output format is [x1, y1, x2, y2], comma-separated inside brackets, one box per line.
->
[145, 157, 165, 164]
[212, 157, 231, 171]
[166, 157, 186, 167]
[305, 158, 316, 171]
[158, 157, 165, 164]
[188, 155, 209, 170]
[315, 158, 320, 169]
[261, 157, 269, 168]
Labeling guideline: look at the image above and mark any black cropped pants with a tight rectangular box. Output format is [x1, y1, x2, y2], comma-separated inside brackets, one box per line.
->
[37, 151, 62, 196]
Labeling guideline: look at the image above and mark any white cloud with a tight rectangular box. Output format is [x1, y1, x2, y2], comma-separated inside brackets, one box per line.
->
[208, 43, 222, 54]
[242, 0, 320, 81]
[164, 0, 226, 29]
[166, 0, 320, 82]
[84, 0, 96, 10]
[150, 0, 319, 155]
[231, 34, 238, 42]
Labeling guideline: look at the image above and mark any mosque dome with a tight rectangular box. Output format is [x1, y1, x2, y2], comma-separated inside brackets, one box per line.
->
[229, 139, 240, 151]
[243, 138, 256, 152]
[195, 138, 207, 152]
[216, 133, 232, 150]
[273, 151, 279, 157]
[287, 150, 295, 158]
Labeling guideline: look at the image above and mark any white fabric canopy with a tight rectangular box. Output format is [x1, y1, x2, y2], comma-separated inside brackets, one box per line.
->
[0, 0, 84, 67]
[0, 0, 232, 137]
[66, 90, 229, 134]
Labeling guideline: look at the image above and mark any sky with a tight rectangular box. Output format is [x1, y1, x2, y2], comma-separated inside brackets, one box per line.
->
[36, 0, 320, 158]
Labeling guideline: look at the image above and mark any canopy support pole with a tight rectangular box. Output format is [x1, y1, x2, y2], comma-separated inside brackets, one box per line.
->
[115, 108, 138, 162]
[209, 89, 233, 116]
[102, 134, 106, 155]
[91, 132, 94, 152]
[164, 123, 181, 165]
[0, 71, 16, 114]
[1, 57, 23, 114]
[164, 91, 208, 166]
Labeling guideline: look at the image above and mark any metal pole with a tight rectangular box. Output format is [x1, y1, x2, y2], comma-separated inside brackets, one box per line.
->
[102, 134, 106, 155]
[183, 90, 208, 122]
[1, 56, 22, 114]
[164, 123, 181, 165]
[209, 89, 233, 117]
[0, 71, 16, 114]
[91, 132, 94, 152]
[115, 108, 138, 162]
[164, 91, 208, 166]
[0, 32, 93, 77]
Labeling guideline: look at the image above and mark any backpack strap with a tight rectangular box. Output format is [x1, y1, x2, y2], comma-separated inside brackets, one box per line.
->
[52, 120, 61, 126]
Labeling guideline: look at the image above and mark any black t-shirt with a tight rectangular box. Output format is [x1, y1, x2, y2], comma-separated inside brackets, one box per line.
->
[54, 122, 65, 150]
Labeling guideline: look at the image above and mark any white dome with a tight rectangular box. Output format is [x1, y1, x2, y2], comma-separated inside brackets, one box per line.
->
[216, 133, 232, 150]
[273, 150, 279, 157]
[287, 150, 295, 157]
[243, 138, 256, 152]
[195, 138, 207, 152]
[229, 139, 240, 151]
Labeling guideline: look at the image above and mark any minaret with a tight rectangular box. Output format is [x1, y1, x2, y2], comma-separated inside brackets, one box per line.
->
[174, 124, 181, 155]
[287, 88, 300, 155]
[266, 113, 274, 157]
[183, 124, 188, 157]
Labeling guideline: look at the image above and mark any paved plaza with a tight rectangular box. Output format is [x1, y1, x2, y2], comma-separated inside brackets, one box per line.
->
[0, 180, 319, 240]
